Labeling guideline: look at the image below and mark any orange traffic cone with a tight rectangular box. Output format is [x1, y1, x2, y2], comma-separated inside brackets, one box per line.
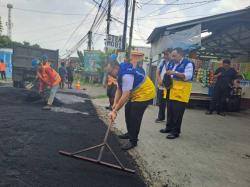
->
[75, 80, 81, 90]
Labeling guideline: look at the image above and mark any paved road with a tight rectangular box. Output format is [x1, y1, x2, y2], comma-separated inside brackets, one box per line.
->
[0, 87, 145, 187]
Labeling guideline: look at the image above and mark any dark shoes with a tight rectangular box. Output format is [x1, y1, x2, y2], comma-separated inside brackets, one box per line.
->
[155, 118, 165, 123]
[121, 141, 137, 151]
[160, 128, 171, 133]
[160, 129, 179, 139]
[118, 133, 137, 150]
[159, 127, 180, 139]
[166, 134, 179, 139]
[206, 111, 226, 116]
[118, 133, 130, 139]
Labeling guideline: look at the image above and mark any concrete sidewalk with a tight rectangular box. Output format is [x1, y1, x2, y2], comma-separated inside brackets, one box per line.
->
[93, 98, 250, 187]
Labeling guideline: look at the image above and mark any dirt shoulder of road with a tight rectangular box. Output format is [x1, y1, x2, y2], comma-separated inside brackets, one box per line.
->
[93, 97, 250, 187]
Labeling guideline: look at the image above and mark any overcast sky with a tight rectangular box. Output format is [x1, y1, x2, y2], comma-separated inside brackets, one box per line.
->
[0, 0, 249, 57]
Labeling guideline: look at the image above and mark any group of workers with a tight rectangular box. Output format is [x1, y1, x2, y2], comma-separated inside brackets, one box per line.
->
[34, 55, 75, 110]
[58, 61, 74, 89]
[0, 59, 7, 81]
[154, 48, 194, 140]
[37, 48, 238, 151]
[107, 48, 194, 150]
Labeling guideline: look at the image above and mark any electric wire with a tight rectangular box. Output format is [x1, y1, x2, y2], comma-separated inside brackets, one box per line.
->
[138, 0, 220, 19]
[61, 0, 109, 58]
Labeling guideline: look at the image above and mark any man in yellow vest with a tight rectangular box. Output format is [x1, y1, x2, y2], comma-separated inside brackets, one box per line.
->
[155, 50, 171, 123]
[160, 48, 194, 139]
[109, 61, 156, 150]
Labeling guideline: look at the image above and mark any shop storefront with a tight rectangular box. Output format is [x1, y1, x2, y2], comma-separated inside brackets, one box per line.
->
[147, 7, 250, 108]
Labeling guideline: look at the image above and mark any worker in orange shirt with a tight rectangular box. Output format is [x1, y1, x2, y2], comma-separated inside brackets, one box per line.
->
[37, 55, 61, 110]
[0, 59, 7, 81]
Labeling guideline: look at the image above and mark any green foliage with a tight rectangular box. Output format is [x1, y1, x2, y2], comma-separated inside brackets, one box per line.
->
[0, 35, 41, 48]
[23, 41, 30, 47]
[32, 44, 41, 48]
[77, 50, 84, 66]
[0, 35, 12, 48]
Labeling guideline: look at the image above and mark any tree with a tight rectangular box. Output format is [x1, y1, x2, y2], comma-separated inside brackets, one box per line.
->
[32, 44, 40, 48]
[0, 35, 12, 48]
[12, 41, 24, 46]
[0, 35, 41, 48]
[23, 41, 31, 47]
[77, 50, 84, 66]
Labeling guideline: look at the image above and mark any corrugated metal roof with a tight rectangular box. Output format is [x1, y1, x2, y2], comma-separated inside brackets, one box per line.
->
[147, 6, 250, 43]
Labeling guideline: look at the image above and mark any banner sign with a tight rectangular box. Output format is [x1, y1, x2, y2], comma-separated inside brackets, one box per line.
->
[83, 50, 101, 73]
[105, 35, 123, 50]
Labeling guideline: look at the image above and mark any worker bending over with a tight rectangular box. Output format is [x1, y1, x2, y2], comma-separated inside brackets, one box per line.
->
[109, 62, 156, 150]
[37, 55, 61, 110]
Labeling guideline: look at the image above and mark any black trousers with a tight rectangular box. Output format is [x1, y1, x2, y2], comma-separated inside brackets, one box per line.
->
[157, 89, 167, 120]
[209, 85, 230, 113]
[125, 100, 151, 144]
[166, 100, 187, 135]
[1, 71, 6, 80]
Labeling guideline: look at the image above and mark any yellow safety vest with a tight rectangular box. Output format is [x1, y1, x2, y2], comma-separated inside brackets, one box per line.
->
[163, 88, 167, 99]
[168, 80, 192, 103]
[131, 77, 156, 102]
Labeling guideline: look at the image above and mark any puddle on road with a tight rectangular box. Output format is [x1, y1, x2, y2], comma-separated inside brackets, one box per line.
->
[53, 93, 90, 115]
[51, 107, 89, 115]
[55, 93, 88, 104]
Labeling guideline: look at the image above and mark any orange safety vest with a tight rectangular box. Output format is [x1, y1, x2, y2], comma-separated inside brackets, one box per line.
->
[107, 75, 117, 86]
[39, 62, 61, 87]
[0, 63, 6, 71]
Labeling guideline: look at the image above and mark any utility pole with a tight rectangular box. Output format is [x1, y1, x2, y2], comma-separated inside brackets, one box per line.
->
[102, 0, 112, 87]
[105, 0, 112, 54]
[87, 31, 92, 51]
[107, 0, 111, 37]
[6, 4, 13, 39]
[127, 0, 136, 61]
[122, 0, 129, 51]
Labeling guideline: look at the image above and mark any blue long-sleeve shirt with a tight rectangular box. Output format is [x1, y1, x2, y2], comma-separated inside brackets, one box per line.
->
[59, 66, 67, 78]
